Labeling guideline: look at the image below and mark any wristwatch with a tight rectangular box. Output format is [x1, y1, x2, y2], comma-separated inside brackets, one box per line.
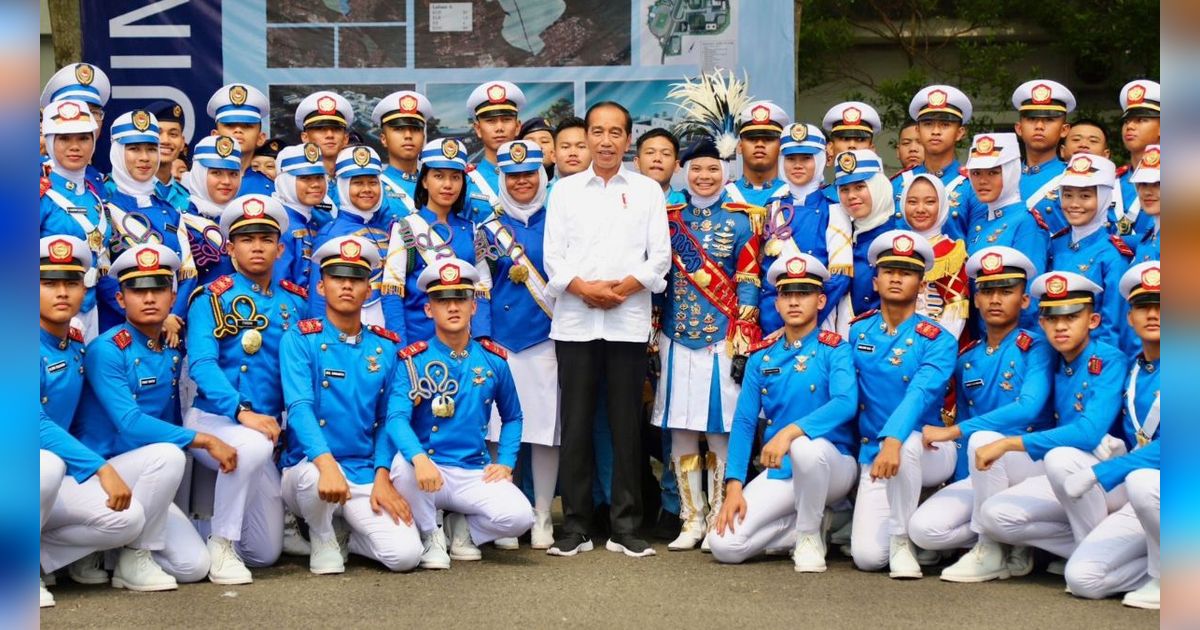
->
[236, 401, 255, 416]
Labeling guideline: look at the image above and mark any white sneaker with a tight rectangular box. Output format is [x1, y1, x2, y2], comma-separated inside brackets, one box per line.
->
[940, 541, 1008, 583]
[281, 511, 311, 556]
[420, 529, 451, 570]
[207, 536, 252, 585]
[530, 510, 554, 550]
[1046, 558, 1067, 576]
[445, 513, 482, 561]
[1122, 578, 1160, 610]
[494, 537, 520, 550]
[39, 578, 55, 608]
[888, 536, 922, 579]
[309, 536, 345, 575]
[112, 548, 178, 592]
[1005, 545, 1034, 578]
[793, 533, 827, 573]
[68, 551, 109, 585]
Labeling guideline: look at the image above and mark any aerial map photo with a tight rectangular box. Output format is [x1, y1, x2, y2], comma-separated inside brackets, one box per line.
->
[643, 0, 734, 68]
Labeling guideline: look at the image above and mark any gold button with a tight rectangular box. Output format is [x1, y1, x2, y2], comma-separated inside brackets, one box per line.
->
[40, 396, 48, 404]
[322, 380, 329, 388]
[240, 365, 248, 372]
[431, 425, 439, 432]
[860, 437, 869, 444]
[766, 419, 773, 425]
[319, 419, 326, 427]
[320, 343, 328, 351]
[427, 448, 435, 455]
[760, 388, 767, 394]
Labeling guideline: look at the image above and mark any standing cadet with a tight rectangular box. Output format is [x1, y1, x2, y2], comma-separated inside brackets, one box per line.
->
[708, 254, 858, 571]
[464, 81, 525, 221]
[40, 63, 111, 196]
[295, 90, 353, 209]
[386, 258, 536, 569]
[185, 195, 309, 584]
[280, 236, 422, 574]
[832, 150, 896, 321]
[974, 272, 1127, 575]
[145, 100, 191, 211]
[39, 98, 113, 339]
[848, 230, 957, 579]
[898, 174, 969, 340]
[179, 135, 242, 284]
[206, 83, 275, 196]
[1130, 145, 1160, 262]
[1112, 80, 1160, 240]
[251, 138, 283, 181]
[634, 128, 683, 203]
[911, 246, 1053, 582]
[38, 235, 136, 607]
[271, 143, 327, 288]
[552, 116, 591, 180]
[821, 102, 883, 165]
[725, 101, 790, 207]
[1011, 80, 1076, 235]
[519, 117, 557, 178]
[75, 244, 242, 589]
[896, 121, 924, 172]
[1059, 261, 1160, 609]
[373, 90, 432, 216]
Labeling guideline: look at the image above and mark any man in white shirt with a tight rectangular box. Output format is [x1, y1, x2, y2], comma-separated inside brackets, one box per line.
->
[543, 101, 672, 558]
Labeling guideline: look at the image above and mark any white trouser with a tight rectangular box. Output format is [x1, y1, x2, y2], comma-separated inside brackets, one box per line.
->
[709, 437, 857, 564]
[390, 455, 534, 545]
[282, 461, 422, 572]
[41, 443, 185, 572]
[1126, 468, 1160, 579]
[150, 504, 212, 583]
[851, 432, 955, 571]
[184, 408, 283, 567]
[976, 475, 1074, 557]
[1044, 446, 1129, 546]
[1065, 501, 1149, 599]
[41, 450, 67, 530]
[908, 430, 1044, 550]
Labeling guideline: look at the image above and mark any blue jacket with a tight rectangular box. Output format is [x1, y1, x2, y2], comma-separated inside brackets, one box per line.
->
[1019, 158, 1068, 235]
[274, 204, 318, 288]
[967, 201, 1049, 331]
[307, 210, 404, 333]
[1049, 230, 1135, 353]
[1022, 340, 1128, 461]
[104, 189, 196, 324]
[477, 207, 552, 352]
[1092, 354, 1160, 490]
[154, 178, 192, 212]
[239, 168, 275, 196]
[725, 177, 785, 208]
[40, 327, 105, 482]
[849, 222, 894, 316]
[40, 172, 115, 316]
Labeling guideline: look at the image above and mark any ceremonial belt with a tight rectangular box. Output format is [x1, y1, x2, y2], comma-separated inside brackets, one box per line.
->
[479, 215, 554, 319]
[382, 213, 452, 295]
[45, 187, 108, 285]
[106, 202, 197, 279]
[1026, 173, 1064, 211]
[1126, 361, 1160, 448]
[666, 208, 739, 324]
[379, 172, 416, 214]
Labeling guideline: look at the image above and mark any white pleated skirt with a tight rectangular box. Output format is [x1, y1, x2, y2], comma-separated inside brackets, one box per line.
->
[650, 332, 738, 434]
[487, 339, 560, 446]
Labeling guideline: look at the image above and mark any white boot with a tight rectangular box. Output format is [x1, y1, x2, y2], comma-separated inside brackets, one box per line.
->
[701, 453, 725, 553]
[530, 510, 554, 550]
[207, 535, 252, 585]
[281, 510, 311, 556]
[419, 529, 451, 570]
[940, 541, 1008, 583]
[309, 536, 345, 575]
[667, 455, 706, 551]
[39, 578, 55, 608]
[112, 547, 178, 592]
[1122, 578, 1160, 610]
[445, 512, 481, 561]
[888, 535, 922, 579]
[793, 533, 827, 573]
[1005, 544, 1034, 578]
[68, 551, 109, 585]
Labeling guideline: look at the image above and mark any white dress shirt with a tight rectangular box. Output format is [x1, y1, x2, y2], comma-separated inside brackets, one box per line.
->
[544, 164, 671, 343]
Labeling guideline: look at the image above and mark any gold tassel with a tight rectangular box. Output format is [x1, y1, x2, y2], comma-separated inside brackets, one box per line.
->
[177, 268, 197, 280]
[828, 264, 853, 276]
[380, 284, 405, 296]
[735, 271, 761, 287]
[925, 239, 967, 282]
[676, 453, 703, 473]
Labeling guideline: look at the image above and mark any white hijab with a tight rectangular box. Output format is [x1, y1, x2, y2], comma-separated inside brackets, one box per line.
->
[986, 158, 1024, 220]
[1068, 184, 1115, 244]
[498, 168, 548, 224]
[273, 169, 315, 222]
[182, 160, 228, 219]
[782, 154, 825, 201]
[337, 174, 383, 222]
[899, 173, 949, 241]
[848, 172, 896, 239]
[684, 158, 729, 209]
[44, 134, 89, 188]
[108, 141, 159, 208]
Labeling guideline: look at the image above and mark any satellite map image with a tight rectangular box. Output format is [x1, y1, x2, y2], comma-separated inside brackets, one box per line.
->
[645, 0, 732, 64]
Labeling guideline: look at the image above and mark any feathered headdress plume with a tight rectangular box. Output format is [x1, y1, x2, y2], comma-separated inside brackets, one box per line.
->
[666, 68, 752, 160]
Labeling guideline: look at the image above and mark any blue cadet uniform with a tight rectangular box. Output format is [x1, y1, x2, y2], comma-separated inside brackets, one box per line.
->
[1011, 80, 1076, 236]
[709, 254, 859, 568]
[1049, 154, 1135, 352]
[1129, 145, 1161, 263]
[40, 99, 114, 337]
[1110, 81, 1161, 241]
[723, 101, 790, 207]
[278, 235, 422, 573]
[102, 109, 196, 330]
[761, 123, 851, 334]
[179, 136, 239, 285]
[206, 83, 275, 197]
[40, 63, 111, 197]
[831, 149, 894, 318]
[272, 142, 325, 288]
[385, 257, 535, 554]
[292, 90, 353, 216]
[308, 145, 406, 332]
[372, 90, 432, 216]
[907, 247, 1057, 580]
[892, 85, 981, 242]
[145, 100, 192, 211]
[848, 230, 958, 576]
[382, 138, 492, 344]
[463, 81, 527, 224]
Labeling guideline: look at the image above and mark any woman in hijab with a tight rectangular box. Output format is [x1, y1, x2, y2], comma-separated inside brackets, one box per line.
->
[272, 143, 328, 287]
[180, 135, 243, 284]
[1131, 144, 1160, 263]
[833, 149, 895, 319]
[901, 173, 969, 341]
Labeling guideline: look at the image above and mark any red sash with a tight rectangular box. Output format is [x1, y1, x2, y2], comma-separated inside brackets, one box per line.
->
[666, 209, 738, 322]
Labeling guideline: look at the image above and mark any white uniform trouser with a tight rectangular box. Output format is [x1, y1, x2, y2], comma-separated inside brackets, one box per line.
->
[389, 455, 534, 545]
[282, 461, 422, 572]
[908, 430, 1043, 550]
[41, 450, 67, 530]
[976, 475, 1074, 558]
[1065, 502, 1149, 599]
[184, 408, 283, 567]
[1127, 469, 1160, 579]
[851, 432, 955, 571]
[709, 437, 857, 564]
[1044, 447, 1130, 545]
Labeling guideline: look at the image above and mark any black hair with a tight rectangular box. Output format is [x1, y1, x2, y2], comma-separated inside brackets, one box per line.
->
[413, 164, 467, 215]
[552, 116, 586, 141]
[584, 101, 632, 135]
[636, 127, 679, 154]
[1067, 117, 1109, 144]
[899, 119, 919, 133]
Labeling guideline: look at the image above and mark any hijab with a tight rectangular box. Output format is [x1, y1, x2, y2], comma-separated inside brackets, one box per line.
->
[498, 168, 548, 225]
[899, 173, 949, 241]
[108, 141, 158, 208]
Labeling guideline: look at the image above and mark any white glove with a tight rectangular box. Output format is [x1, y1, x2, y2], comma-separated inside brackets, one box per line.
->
[1091, 434, 1129, 461]
[1064, 467, 1099, 499]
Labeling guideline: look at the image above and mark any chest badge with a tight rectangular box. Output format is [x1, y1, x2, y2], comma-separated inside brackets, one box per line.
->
[472, 367, 487, 386]
[367, 356, 380, 373]
[889, 348, 906, 366]
[793, 354, 809, 373]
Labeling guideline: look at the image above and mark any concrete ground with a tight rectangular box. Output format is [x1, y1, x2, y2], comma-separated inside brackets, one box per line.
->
[42, 543, 1158, 629]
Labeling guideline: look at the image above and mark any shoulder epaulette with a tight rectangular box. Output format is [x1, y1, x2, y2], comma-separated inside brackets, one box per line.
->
[1050, 227, 1070, 240]
[958, 338, 982, 356]
[721, 202, 754, 214]
[281, 279, 308, 298]
[68, 327, 84, 343]
[464, 163, 477, 174]
[750, 330, 783, 354]
[665, 202, 687, 214]
[40, 175, 51, 198]
[480, 338, 507, 359]
[916, 321, 942, 340]
[1115, 165, 1131, 177]
[849, 309, 878, 325]
[958, 167, 969, 177]
[1109, 234, 1134, 257]
[298, 319, 322, 335]
[1088, 355, 1103, 375]
[208, 275, 234, 296]
[398, 340, 428, 360]
[113, 329, 132, 350]
[1030, 208, 1050, 231]
[889, 166, 913, 182]
[818, 330, 843, 347]
[1016, 331, 1034, 352]
[369, 325, 400, 343]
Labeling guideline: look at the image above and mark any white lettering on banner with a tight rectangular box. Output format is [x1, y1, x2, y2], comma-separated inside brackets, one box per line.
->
[109, 0, 192, 38]
[112, 85, 196, 144]
[110, 55, 192, 69]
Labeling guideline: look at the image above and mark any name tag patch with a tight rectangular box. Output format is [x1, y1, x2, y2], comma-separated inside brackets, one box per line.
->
[761, 367, 781, 375]
[46, 360, 67, 374]
[965, 378, 984, 389]
[324, 369, 346, 379]
[856, 343, 875, 353]
[139, 377, 157, 387]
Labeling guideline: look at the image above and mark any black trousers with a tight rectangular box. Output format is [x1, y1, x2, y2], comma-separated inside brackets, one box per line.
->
[555, 339, 647, 536]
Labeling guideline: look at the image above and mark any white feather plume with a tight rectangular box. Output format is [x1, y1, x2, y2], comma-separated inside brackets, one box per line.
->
[666, 68, 753, 160]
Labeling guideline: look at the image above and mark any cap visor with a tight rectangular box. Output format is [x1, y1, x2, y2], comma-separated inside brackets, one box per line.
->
[40, 269, 85, 281]
[1039, 302, 1089, 316]
[121, 275, 174, 290]
[500, 163, 543, 175]
[229, 222, 281, 237]
[831, 129, 871, 139]
[1019, 109, 1067, 119]
[835, 172, 874, 187]
[975, 277, 1025, 289]
[777, 283, 821, 294]
[322, 264, 372, 280]
[384, 118, 425, 128]
[1128, 294, 1160, 306]
[1122, 107, 1160, 119]
[781, 146, 823, 156]
[428, 288, 475, 300]
[916, 112, 963, 123]
[876, 260, 926, 273]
